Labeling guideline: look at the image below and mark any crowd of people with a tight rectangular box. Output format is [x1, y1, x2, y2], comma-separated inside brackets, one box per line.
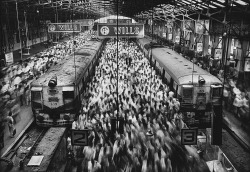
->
[69, 39, 208, 172]
[0, 32, 89, 136]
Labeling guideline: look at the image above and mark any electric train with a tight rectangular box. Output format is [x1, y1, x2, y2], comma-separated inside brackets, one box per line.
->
[30, 40, 104, 127]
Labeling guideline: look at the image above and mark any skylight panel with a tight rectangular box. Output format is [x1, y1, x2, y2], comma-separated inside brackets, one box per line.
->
[235, 0, 248, 6]
[211, 2, 225, 7]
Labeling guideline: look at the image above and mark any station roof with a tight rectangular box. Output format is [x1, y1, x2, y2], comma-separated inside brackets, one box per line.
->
[2, 0, 249, 22]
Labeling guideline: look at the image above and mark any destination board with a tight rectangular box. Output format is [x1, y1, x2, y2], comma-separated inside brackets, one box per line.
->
[97, 23, 144, 38]
[48, 23, 81, 32]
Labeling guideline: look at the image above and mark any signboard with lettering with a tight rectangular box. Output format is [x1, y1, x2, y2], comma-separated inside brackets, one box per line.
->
[181, 128, 198, 145]
[5, 52, 14, 65]
[97, 23, 144, 38]
[107, 19, 132, 24]
[75, 19, 94, 26]
[71, 129, 89, 146]
[48, 23, 81, 32]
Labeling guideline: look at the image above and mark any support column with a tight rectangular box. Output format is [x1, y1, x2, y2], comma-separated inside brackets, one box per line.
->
[203, 35, 209, 56]
[241, 40, 249, 71]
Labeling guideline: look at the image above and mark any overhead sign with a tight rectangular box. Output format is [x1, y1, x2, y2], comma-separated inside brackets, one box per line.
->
[107, 19, 132, 24]
[5, 52, 13, 65]
[181, 128, 198, 145]
[71, 129, 89, 146]
[75, 19, 94, 26]
[48, 23, 81, 32]
[97, 23, 144, 38]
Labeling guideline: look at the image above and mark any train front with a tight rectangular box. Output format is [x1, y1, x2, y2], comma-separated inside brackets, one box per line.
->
[31, 76, 75, 127]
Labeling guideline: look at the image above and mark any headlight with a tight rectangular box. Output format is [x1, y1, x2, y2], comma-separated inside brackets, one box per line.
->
[37, 115, 44, 122]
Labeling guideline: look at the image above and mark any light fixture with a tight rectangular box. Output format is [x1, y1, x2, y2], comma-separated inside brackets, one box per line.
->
[198, 75, 206, 85]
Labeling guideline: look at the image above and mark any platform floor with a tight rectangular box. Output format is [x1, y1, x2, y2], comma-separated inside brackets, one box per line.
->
[0, 105, 33, 157]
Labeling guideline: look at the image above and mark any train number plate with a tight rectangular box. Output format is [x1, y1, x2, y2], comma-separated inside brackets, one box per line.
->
[48, 97, 59, 102]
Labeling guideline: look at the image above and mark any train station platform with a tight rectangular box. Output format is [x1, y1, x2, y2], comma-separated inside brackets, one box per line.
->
[0, 106, 33, 157]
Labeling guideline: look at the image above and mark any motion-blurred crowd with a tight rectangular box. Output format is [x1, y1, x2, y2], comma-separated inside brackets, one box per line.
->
[69, 39, 209, 172]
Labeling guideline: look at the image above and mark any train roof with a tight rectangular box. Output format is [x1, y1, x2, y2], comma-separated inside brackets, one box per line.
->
[24, 127, 66, 172]
[152, 47, 222, 85]
[31, 40, 102, 87]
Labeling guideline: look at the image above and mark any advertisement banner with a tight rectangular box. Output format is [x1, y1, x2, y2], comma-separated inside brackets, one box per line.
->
[175, 35, 180, 43]
[166, 20, 173, 28]
[183, 20, 193, 32]
[204, 20, 210, 35]
[168, 33, 173, 40]
[197, 42, 203, 52]
[195, 20, 210, 35]
[97, 23, 144, 38]
[5, 52, 13, 65]
[48, 23, 81, 32]
[75, 19, 94, 26]
[107, 19, 132, 24]
[214, 48, 222, 59]
[244, 58, 250, 72]
[195, 20, 204, 34]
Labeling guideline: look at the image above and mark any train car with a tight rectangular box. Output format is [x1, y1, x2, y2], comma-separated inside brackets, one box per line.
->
[137, 37, 223, 114]
[22, 127, 67, 172]
[30, 40, 104, 127]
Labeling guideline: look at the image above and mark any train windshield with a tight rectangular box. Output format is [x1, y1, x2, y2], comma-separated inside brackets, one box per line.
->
[31, 87, 42, 101]
[182, 85, 193, 98]
[211, 85, 223, 98]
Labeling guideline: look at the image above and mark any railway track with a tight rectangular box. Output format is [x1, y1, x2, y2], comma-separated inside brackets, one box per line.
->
[221, 122, 250, 172]
[0, 122, 47, 172]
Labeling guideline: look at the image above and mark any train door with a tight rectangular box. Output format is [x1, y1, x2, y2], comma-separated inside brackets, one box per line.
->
[196, 91, 206, 111]
[170, 78, 174, 91]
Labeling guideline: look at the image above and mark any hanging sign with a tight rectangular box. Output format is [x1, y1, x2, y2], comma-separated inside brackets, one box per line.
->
[71, 129, 89, 146]
[195, 20, 210, 35]
[107, 19, 132, 24]
[75, 19, 94, 26]
[181, 128, 198, 145]
[166, 20, 173, 28]
[214, 48, 222, 59]
[175, 35, 180, 43]
[168, 33, 173, 40]
[183, 20, 193, 32]
[244, 58, 250, 72]
[197, 42, 203, 52]
[5, 52, 14, 65]
[48, 23, 81, 32]
[97, 23, 144, 38]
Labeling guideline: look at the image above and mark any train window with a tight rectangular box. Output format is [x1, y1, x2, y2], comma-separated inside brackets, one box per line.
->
[63, 91, 74, 104]
[63, 91, 74, 99]
[182, 85, 193, 98]
[31, 91, 42, 101]
[211, 85, 223, 98]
